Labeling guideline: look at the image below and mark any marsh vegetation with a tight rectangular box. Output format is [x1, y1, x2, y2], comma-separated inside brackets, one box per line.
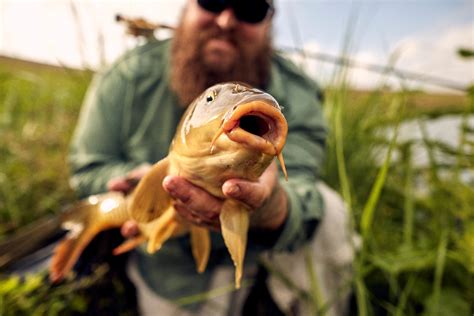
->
[0, 55, 472, 315]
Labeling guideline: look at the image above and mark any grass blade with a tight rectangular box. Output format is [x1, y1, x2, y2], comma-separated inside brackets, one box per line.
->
[304, 247, 324, 313]
[431, 229, 449, 316]
[395, 276, 416, 316]
[360, 99, 401, 238]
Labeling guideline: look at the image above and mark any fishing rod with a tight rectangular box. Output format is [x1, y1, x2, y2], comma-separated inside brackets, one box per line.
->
[279, 46, 468, 93]
[116, 14, 175, 38]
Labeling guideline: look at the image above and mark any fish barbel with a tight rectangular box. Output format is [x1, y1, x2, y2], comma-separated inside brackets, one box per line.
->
[50, 82, 288, 288]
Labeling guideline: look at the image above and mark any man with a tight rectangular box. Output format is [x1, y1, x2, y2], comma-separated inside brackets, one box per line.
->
[70, 0, 353, 315]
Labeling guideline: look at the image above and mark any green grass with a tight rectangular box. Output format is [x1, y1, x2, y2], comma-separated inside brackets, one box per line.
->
[322, 78, 474, 315]
[0, 56, 473, 315]
[0, 61, 91, 237]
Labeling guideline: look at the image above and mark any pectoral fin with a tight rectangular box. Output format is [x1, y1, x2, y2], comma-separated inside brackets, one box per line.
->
[190, 226, 211, 273]
[113, 235, 147, 255]
[219, 200, 250, 289]
[146, 206, 181, 253]
[129, 157, 171, 223]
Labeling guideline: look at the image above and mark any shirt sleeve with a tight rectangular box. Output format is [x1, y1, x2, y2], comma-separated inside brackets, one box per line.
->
[68, 68, 142, 198]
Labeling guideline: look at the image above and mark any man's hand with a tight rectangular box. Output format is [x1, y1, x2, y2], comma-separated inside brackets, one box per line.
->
[107, 164, 152, 194]
[163, 161, 288, 231]
[221, 161, 288, 230]
[120, 161, 288, 239]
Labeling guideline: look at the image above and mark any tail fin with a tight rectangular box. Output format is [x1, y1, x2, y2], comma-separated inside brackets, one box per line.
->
[49, 200, 99, 283]
[49, 193, 129, 283]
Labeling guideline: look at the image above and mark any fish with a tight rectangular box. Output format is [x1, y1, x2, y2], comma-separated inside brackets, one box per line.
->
[50, 82, 288, 289]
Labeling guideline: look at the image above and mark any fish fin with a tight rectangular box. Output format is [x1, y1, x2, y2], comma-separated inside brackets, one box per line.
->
[49, 226, 97, 283]
[129, 157, 171, 223]
[146, 207, 179, 253]
[112, 235, 147, 255]
[190, 226, 211, 273]
[49, 193, 126, 283]
[219, 199, 250, 289]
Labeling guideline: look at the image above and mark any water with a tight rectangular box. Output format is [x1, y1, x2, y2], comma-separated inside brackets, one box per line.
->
[387, 114, 474, 185]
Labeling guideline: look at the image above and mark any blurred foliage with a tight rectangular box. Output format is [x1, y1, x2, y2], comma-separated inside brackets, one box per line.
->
[0, 265, 137, 316]
[322, 72, 474, 315]
[0, 62, 91, 237]
[0, 270, 94, 316]
[0, 56, 473, 314]
[457, 47, 474, 59]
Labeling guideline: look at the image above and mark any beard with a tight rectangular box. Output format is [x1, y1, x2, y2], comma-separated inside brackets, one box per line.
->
[170, 19, 272, 106]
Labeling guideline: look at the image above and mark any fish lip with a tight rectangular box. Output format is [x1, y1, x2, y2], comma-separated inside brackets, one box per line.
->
[219, 100, 288, 155]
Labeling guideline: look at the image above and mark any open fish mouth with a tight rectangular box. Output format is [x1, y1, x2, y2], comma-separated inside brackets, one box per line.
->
[212, 100, 287, 155]
[211, 100, 288, 179]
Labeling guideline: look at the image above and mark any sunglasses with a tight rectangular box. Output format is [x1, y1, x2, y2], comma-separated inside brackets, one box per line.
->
[197, 0, 274, 24]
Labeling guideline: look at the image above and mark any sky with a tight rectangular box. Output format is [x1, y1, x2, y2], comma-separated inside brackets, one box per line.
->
[0, 0, 472, 92]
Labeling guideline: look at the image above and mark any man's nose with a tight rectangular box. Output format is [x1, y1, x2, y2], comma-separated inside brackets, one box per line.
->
[215, 8, 238, 30]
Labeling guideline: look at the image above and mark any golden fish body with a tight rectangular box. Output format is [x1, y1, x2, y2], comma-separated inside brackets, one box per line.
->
[51, 82, 288, 288]
[49, 192, 190, 282]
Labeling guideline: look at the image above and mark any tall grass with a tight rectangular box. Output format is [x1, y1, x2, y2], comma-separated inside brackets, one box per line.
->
[0, 57, 472, 314]
[322, 75, 474, 315]
[0, 63, 91, 237]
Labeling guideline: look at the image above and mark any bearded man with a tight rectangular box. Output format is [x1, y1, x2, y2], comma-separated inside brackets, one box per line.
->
[69, 0, 354, 315]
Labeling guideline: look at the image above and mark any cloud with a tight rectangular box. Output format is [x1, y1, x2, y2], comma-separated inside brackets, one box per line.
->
[284, 42, 395, 90]
[2, 1, 472, 93]
[393, 22, 474, 89]
[289, 22, 473, 92]
[0, 0, 185, 69]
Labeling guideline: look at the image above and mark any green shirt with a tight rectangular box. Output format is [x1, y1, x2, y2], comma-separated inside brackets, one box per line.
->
[69, 39, 327, 303]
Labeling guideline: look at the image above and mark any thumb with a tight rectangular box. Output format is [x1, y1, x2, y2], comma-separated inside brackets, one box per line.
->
[222, 180, 269, 210]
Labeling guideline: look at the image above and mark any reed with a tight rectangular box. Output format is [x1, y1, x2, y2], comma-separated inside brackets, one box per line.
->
[0, 55, 472, 314]
[321, 68, 473, 315]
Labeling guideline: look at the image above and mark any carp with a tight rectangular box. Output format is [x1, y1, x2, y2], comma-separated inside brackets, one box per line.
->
[50, 82, 288, 288]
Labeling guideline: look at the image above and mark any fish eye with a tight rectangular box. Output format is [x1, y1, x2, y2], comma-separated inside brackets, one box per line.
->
[206, 91, 217, 103]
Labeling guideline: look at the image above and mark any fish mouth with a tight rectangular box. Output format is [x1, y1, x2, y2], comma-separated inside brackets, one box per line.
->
[211, 100, 288, 178]
[212, 100, 287, 155]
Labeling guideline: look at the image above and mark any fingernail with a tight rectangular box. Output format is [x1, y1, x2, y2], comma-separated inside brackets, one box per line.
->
[224, 183, 240, 196]
[163, 176, 176, 191]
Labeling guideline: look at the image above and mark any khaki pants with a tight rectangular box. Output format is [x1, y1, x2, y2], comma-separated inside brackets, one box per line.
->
[127, 183, 358, 316]
[265, 182, 360, 316]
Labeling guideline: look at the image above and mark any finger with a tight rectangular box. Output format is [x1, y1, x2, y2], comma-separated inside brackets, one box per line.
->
[174, 204, 221, 231]
[109, 165, 152, 194]
[107, 178, 133, 193]
[173, 200, 219, 221]
[222, 181, 269, 210]
[162, 176, 222, 215]
[223, 162, 278, 210]
[121, 220, 139, 238]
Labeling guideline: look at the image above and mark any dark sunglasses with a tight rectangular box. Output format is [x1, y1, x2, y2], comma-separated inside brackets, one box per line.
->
[197, 0, 274, 24]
